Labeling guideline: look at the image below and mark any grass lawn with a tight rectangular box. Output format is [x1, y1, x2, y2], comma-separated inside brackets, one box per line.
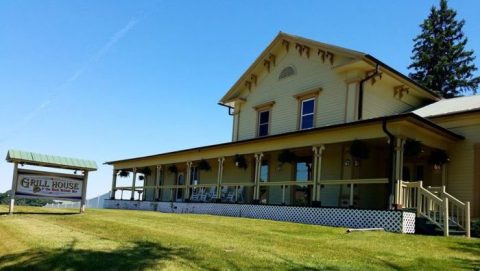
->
[0, 206, 478, 270]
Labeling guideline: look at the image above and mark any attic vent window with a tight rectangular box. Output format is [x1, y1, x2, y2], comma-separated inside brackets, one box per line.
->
[279, 66, 295, 80]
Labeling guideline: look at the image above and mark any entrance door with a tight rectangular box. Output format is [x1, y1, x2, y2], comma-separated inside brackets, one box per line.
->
[176, 172, 185, 201]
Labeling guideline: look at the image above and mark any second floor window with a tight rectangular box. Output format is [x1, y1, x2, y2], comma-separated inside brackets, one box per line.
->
[258, 110, 270, 137]
[300, 98, 315, 130]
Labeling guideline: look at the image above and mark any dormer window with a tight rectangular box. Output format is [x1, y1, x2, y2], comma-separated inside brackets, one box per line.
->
[279, 66, 296, 80]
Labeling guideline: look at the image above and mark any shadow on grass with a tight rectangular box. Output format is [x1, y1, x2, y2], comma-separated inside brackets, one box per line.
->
[0, 211, 79, 216]
[451, 240, 480, 255]
[0, 240, 187, 271]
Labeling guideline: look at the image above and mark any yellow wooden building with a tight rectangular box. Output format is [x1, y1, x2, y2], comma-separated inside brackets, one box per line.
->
[105, 33, 479, 236]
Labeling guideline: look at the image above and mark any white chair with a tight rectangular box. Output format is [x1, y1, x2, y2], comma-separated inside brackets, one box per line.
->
[190, 188, 200, 201]
[199, 188, 208, 202]
[207, 186, 217, 201]
[225, 191, 235, 203]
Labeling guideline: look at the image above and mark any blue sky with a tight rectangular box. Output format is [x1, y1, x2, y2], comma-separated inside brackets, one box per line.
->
[0, 0, 479, 199]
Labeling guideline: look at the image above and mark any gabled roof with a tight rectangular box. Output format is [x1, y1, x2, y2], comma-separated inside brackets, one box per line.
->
[413, 95, 480, 118]
[6, 150, 97, 171]
[219, 32, 439, 104]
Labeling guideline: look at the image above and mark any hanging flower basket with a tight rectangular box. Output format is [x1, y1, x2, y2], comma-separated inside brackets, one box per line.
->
[428, 150, 450, 165]
[198, 159, 211, 171]
[139, 167, 152, 176]
[234, 154, 248, 170]
[138, 175, 145, 181]
[278, 149, 297, 164]
[349, 140, 369, 160]
[404, 139, 423, 158]
[168, 165, 178, 174]
[119, 170, 130, 178]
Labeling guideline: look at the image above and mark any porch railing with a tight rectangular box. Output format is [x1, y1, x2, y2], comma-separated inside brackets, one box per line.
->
[396, 180, 470, 237]
[258, 178, 388, 206]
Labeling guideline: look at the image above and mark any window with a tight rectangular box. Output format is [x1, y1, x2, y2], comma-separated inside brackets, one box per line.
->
[258, 110, 270, 137]
[295, 161, 312, 182]
[300, 98, 315, 130]
[253, 101, 274, 137]
[260, 163, 269, 182]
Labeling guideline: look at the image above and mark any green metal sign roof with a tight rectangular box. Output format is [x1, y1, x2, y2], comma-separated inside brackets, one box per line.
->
[6, 150, 97, 171]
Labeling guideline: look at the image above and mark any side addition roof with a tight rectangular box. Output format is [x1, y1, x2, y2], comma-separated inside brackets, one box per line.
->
[6, 150, 97, 171]
[413, 95, 480, 118]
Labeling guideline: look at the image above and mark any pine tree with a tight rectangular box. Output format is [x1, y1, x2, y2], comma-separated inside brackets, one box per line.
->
[408, 0, 479, 98]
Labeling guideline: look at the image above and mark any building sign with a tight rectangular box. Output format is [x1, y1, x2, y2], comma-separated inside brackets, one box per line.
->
[15, 174, 83, 200]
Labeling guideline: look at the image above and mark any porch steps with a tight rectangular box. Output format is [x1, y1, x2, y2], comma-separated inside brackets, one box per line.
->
[415, 217, 466, 236]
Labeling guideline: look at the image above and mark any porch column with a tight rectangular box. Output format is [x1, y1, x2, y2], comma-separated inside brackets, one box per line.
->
[185, 162, 192, 200]
[110, 169, 117, 199]
[155, 165, 162, 201]
[312, 145, 325, 203]
[217, 157, 225, 199]
[130, 168, 137, 200]
[441, 164, 447, 186]
[253, 153, 264, 200]
[392, 138, 406, 207]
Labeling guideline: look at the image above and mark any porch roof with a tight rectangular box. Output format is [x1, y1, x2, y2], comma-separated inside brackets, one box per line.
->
[105, 113, 463, 167]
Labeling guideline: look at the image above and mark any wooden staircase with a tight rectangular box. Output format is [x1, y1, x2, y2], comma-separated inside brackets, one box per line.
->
[396, 180, 471, 237]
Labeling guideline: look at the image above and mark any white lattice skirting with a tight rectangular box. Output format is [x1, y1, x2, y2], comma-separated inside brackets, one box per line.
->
[104, 200, 416, 233]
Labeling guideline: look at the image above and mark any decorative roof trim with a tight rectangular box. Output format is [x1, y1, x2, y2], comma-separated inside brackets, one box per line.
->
[218, 32, 440, 105]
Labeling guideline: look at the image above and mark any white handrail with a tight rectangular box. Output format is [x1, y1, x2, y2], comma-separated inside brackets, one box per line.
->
[397, 180, 471, 237]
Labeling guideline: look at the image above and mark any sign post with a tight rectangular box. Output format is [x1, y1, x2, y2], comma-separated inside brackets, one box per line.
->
[80, 171, 89, 213]
[9, 162, 18, 214]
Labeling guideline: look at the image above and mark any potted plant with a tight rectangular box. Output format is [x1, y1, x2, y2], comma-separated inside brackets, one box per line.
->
[234, 154, 248, 170]
[198, 159, 211, 171]
[139, 167, 152, 176]
[277, 149, 297, 165]
[349, 140, 369, 160]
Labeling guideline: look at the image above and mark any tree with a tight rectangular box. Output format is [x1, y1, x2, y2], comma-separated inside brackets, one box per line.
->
[408, 0, 479, 98]
[0, 190, 54, 206]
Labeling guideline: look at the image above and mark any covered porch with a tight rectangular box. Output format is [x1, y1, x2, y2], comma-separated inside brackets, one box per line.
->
[106, 114, 462, 211]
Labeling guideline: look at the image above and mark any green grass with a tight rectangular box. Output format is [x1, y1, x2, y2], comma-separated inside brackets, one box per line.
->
[0, 206, 478, 270]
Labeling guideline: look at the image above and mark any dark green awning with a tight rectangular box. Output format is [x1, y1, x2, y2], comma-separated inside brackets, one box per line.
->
[6, 150, 97, 171]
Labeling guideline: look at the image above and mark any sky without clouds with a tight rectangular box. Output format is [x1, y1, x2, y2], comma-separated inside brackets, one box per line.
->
[0, 0, 479, 199]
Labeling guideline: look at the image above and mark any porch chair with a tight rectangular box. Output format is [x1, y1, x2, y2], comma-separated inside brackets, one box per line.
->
[225, 191, 235, 203]
[199, 188, 208, 202]
[207, 186, 218, 202]
[190, 188, 200, 202]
